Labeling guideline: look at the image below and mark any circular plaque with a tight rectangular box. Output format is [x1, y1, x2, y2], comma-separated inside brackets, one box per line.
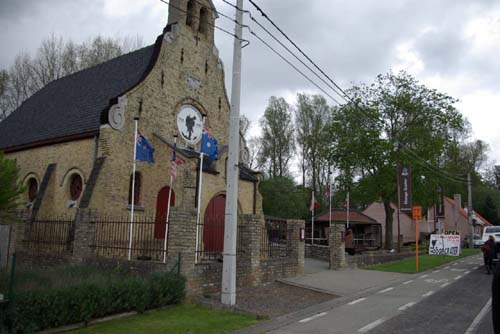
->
[177, 105, 203, 145]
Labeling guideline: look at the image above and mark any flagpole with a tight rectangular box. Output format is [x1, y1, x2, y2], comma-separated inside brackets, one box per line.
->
[329, 183, 332, 229]
[128, 118, 139, 261]
[195, 116, 206, 264]
[312, 191, 315, 246]
[346, 191, 350, 229]
[163, 135, 177, 263]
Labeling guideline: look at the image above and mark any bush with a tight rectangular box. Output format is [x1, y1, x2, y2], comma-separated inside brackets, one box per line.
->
[1, 270, 185, 333]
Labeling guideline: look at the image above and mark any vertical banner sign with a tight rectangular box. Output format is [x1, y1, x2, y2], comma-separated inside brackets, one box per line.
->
[398, 163, 412, 211]
[436, 185, 445, 218]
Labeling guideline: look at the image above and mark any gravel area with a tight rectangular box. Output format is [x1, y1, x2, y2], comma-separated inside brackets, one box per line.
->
[198, 282, 337, 319]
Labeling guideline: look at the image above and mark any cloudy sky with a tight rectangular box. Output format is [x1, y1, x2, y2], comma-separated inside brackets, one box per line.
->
[1, 0, 499, 169]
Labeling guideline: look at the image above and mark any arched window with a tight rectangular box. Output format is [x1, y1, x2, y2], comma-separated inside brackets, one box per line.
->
[69, 174, 83, 201]
[28, 178, 38, 202]
[186, 0, 195, 27]
[128, 172, 142, 206]
[199, 7, 208, 34]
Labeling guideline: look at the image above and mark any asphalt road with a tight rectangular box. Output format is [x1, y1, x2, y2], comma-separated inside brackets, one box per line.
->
[267, 254, 495, 334]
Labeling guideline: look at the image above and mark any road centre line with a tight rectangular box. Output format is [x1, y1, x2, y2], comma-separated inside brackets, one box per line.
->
[464, 271, 471, 275]
[422, 291, 435, 298]
[474, 266, 480, 270]
[403, 280, 414, 285]
[378, 287, 394, 293]
[454, 275, 462, 280]
[444, 266, 451, 269]
[432, 270, 441, 273]
[299, 312, 327, 323]
[464, 298, 492, 334]
[419, 274, 429, 279]
[348, 298, 367, 306]
[398, 302, 416, 311]
[440, 282, 450, 288]
[358, 318, 388, 333]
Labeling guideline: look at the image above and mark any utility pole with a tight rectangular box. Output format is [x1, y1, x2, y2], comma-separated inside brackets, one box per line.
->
[222, 0, 244, 306]
[467, 173, 474, 249]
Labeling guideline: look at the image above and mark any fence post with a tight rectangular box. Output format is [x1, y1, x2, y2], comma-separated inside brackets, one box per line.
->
[287, 220, 305, 275]
[329, 223, 346, 270]
[239, 214, 262, 286]
[72, 209, 96, 263]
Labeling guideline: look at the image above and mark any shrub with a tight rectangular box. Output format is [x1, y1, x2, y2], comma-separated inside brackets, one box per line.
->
[1, 270, 186, 334]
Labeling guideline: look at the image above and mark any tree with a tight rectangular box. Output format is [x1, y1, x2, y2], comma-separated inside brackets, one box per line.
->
[259, 176, 309, 219]
[328, 71, 466, 249]
[0, 152, 25, 219]
[258, 96, 294, 178]
[295, 93, 330, 196]
[0, 34, 142, 121]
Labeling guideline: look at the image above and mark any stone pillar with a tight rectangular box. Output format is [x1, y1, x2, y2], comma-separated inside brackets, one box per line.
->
[329, 223, 346, 270]
[72, 208, 97, 262]
[288, 219, 305, 275]
[238, 214, 262, 286]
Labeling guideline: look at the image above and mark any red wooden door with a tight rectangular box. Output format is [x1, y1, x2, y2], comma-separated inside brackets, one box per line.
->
[155, 186, 175, 239]
[203, 194, 226, 252]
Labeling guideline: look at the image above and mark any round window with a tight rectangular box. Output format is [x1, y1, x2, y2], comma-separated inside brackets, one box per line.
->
[28, 178, 38, 202]
[70, 174, 83, 201]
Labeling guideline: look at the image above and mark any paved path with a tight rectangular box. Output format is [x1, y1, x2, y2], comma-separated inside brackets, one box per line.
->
[237, 254, 494, 334]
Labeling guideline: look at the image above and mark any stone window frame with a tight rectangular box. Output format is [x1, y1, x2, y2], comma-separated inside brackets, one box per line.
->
[61, 168, 86, 207]
[22, 173, 40, 206]
[186, 0, 196, 28]
[69, 174, 83, 201]
[198, 7, 208, 34]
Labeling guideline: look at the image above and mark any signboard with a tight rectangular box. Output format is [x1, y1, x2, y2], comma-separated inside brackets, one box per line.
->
[436, 185, 445, 218]
[429, 234, 461, 256]
[398, 163, 412, 211]
[412, 206, 422, 221]
[177, 105, 203, 145]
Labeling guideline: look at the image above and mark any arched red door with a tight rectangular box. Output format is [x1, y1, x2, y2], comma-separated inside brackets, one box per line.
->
[203, 194, 226, 252]
[155, 186, 175, 239]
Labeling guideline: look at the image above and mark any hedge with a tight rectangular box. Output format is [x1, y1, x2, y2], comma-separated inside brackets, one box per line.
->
[0, 271, 185, 334]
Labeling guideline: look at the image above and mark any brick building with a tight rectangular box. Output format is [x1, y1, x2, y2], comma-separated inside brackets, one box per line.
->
[0, 0, 304, 293]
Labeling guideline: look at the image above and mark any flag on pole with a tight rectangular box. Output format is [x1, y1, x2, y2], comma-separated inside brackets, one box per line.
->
[135, 134, 155, 163]
[201, 128, 219, 163]
[310, 191, 320, 211]
[170, 143, 185, 179]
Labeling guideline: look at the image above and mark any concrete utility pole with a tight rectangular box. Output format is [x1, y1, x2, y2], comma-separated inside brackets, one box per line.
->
[222, 0, 244, 306]
[467, 173, 474, 249]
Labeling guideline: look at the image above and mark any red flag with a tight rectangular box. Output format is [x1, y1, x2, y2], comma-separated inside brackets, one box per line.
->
[310, 192, 320, 211]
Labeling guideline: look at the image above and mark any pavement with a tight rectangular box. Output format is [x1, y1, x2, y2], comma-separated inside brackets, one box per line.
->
[235, 254, 494, 334]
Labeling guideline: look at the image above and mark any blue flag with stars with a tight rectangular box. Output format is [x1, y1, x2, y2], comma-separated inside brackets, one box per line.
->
[135, 134, 155, 163]
[201, 128, 218, 163]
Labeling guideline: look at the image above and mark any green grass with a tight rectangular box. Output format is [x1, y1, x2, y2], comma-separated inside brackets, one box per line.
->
[68, 304, 258, 334]
[366, 248, 480, 274]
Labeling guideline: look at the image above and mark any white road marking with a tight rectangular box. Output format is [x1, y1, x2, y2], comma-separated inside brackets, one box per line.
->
[474, 266, 480, 270]
[451, 268, 465, 272]
[403, 280, 414, 285]
[452, 263, 458, 266]
[419, 274, 429, 279]
[358, 318, 388, 333]
[432, 270, 441, 273]
[440, 282, 450, 288]
[464, 298, 492, 334]
[422, 291, 435, 298]
[444, 266, 451, 269]
[425, 278, 448, 284]
[348, 298, 366, 306]
[299, 312, 327, 323]
[378, 287, 394, 293]
[464, 271, 471, 275]
[398, 302, 416, 311]
[454, 275, 462, 280]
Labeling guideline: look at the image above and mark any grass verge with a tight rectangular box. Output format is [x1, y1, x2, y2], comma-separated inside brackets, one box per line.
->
[365, 248, 480, 274]
[68, 304, 258, 334]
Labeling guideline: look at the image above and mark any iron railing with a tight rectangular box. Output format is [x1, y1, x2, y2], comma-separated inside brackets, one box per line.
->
[195, 223, 245, 261]
[261, 217, 290, 258]
[23, 216, 75, 254]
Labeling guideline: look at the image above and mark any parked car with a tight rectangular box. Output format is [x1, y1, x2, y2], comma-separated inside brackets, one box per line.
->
[481, 226, 500, 251]
[463, 234, 483, 248]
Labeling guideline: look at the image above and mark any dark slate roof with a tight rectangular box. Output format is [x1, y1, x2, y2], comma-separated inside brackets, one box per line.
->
[0, 41, 160, 151]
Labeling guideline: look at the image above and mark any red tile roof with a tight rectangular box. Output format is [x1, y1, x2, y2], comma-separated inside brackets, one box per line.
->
[313, 209, 379, 225]
[444, 197, 493, 226]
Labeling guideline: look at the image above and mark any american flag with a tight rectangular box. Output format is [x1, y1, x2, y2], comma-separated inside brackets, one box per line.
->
[171, 143, 185, 179]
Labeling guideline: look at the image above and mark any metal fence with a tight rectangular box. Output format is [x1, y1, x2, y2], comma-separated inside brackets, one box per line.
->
[23, 216, 75, 254]
[90, 215, 168, 261]
[261, 217, 290, 258]
[195, 223, 245, 261]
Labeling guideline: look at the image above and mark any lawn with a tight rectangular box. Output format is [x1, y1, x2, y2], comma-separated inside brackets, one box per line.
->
[68, 304, 258, 334]
[366, 248, 480, 274]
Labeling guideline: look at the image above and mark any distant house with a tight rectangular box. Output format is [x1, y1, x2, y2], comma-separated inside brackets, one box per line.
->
[363, 201, 434, 248]
[306, 209, 382, 250]
[428, 195, 492, 240]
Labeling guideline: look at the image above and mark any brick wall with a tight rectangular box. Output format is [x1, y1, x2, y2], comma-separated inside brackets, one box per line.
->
[305, 244, 330, 261]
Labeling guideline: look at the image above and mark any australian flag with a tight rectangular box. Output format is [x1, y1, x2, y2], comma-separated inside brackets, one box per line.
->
[135, 134, 155, 163]
[201, 128, 218, 163]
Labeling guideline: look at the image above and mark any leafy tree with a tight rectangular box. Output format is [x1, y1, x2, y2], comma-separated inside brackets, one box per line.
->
[259, 177, 309, 219]
[327, 71, 466, 249]
[0, 152, 25, 219]
[258, 96, 294, 178]
[0, 34, 142, 121]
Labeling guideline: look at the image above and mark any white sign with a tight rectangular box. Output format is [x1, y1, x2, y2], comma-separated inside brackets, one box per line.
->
[429, 234, 461, 256]
[177, 105, 203, 145]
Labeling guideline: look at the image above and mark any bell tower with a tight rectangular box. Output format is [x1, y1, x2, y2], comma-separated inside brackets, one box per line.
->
[167, 0, 217, 43]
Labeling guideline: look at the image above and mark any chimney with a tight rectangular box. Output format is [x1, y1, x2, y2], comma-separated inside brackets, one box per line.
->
[453, 194, 462, 230]
[454, 194, 462, 209]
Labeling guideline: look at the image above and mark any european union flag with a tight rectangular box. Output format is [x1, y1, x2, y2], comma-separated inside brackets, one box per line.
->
[135, 134, 155, 163]
[201, 129, 218, 163]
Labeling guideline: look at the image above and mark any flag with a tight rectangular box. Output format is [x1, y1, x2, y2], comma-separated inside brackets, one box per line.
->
[170, 143, 185, 179]
[343, 193, 350, 208]
[201, 128, 219, 163]
[135, 134, 155, 163]
[310, 192, 320, 212]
